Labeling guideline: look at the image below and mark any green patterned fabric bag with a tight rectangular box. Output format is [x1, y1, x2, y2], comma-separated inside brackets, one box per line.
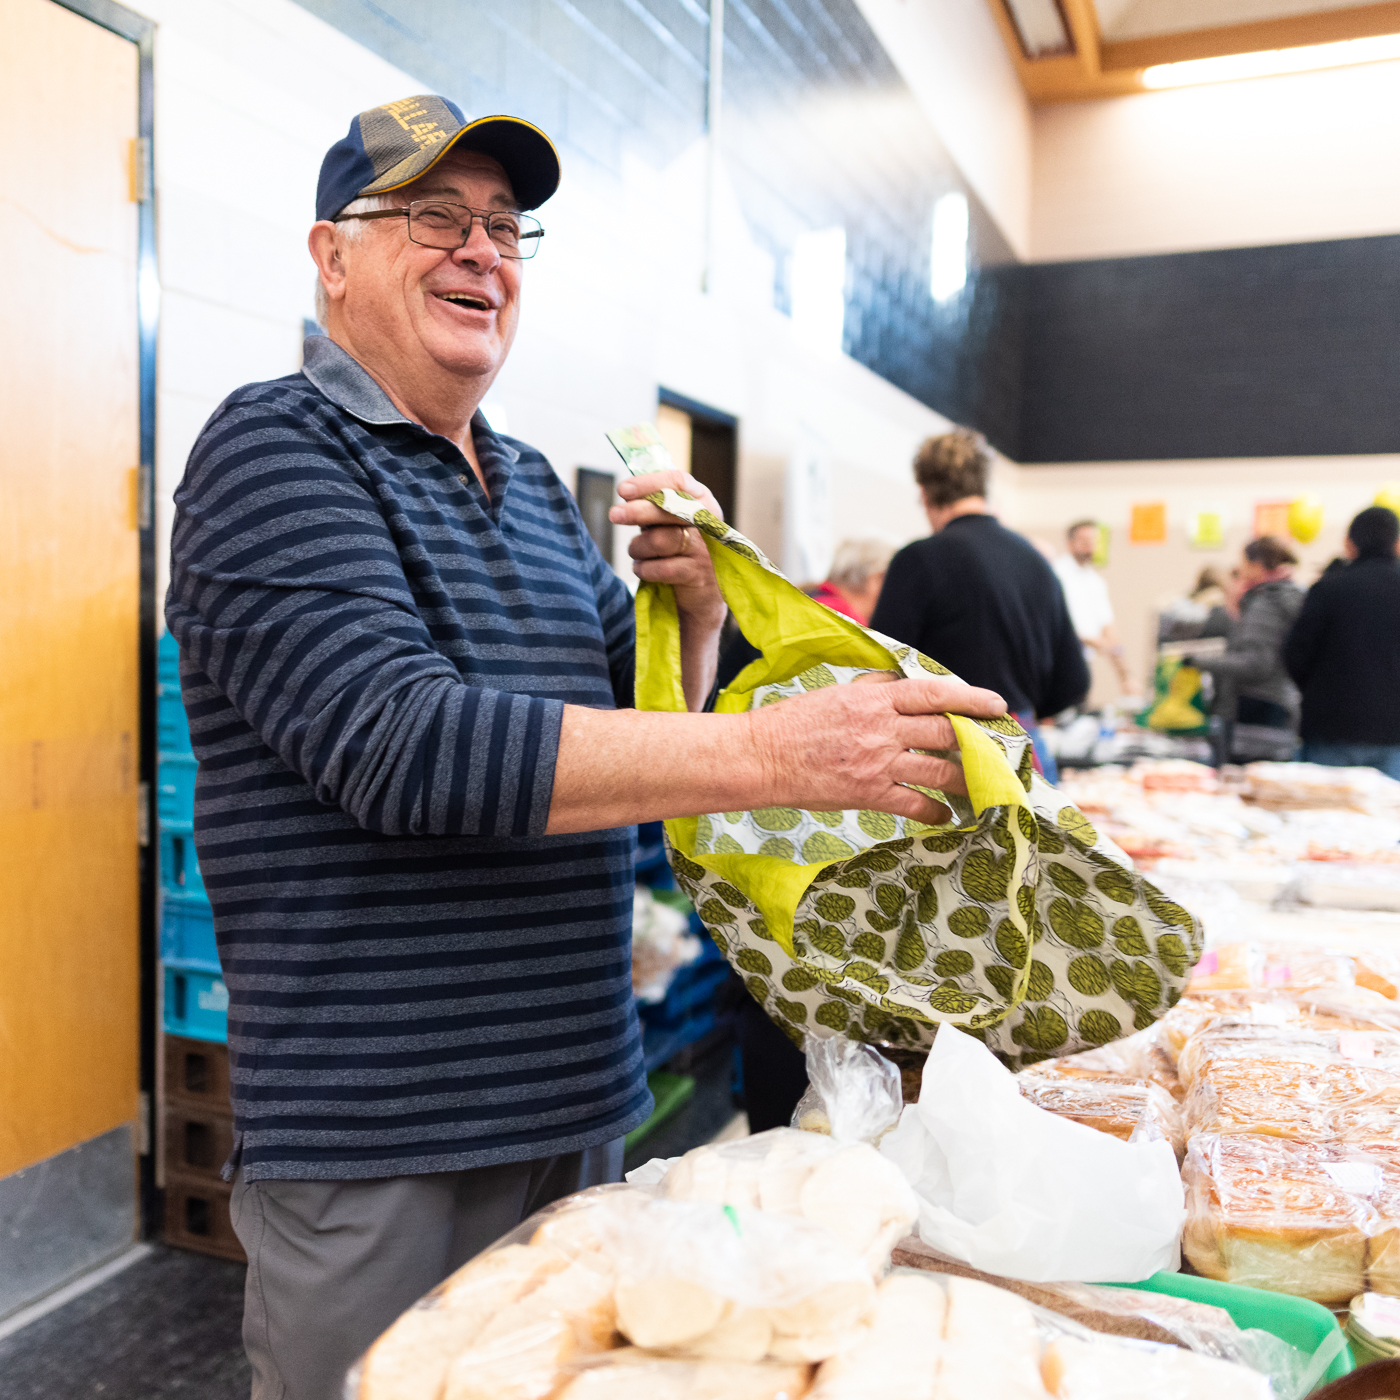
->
[608, 425, 1203, 1066]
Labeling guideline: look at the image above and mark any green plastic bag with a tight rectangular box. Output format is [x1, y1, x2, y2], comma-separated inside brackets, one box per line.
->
[608, 425, 1203, 1065]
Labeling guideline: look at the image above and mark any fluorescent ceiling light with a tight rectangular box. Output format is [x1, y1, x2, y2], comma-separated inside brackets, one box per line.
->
[1003, 0, 1072, 58]
[1143, 32, 1400, 88]
[930, 193, 969, 303]
[791, 227, 847, 359]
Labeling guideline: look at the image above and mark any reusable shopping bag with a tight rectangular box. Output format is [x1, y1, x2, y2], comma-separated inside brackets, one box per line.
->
[607, 425, 1204, 1066]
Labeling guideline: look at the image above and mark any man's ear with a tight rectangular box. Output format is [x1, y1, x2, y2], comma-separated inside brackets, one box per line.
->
[308, 222, 347, 308]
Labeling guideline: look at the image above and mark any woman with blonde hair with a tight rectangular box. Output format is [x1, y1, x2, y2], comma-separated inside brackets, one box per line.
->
[806, 537, 894, 625]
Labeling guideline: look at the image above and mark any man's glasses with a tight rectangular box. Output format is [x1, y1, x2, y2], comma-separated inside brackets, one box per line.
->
[337, 200, 545, 259]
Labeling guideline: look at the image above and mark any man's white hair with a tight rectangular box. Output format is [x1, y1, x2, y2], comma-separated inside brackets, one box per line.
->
[312, 194, 397, 327]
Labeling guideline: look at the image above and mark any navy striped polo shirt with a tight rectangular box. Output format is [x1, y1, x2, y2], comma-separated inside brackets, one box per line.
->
[165, 336, 651, 1182]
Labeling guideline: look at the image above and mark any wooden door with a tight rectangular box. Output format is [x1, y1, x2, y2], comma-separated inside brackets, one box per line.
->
[0, 0, 141, 1178]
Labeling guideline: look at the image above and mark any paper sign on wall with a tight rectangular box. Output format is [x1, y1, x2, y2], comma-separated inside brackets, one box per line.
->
[1092, 524, 1110, 567]
[1253, 500, 1290, 538]
[1129, 501, 1166, 544]
[1188, 510, 1225, 549]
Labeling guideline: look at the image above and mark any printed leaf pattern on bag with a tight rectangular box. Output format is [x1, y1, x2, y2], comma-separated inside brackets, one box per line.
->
[614, 422, 1204, 1067]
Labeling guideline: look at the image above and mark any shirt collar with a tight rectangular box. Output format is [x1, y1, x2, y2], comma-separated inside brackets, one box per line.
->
[301, 335, 406, 425]
[300, 332, 522, 469]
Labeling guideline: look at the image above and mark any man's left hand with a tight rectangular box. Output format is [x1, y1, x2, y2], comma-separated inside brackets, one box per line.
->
[611, 471, 726, 627]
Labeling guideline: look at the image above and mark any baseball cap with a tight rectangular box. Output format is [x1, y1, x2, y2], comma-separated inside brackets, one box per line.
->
[316, 95, 561, 222]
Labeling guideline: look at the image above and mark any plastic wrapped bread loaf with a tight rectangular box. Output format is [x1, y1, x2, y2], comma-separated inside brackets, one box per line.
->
[1040, 1335, 1273, 1399]
[657, 1128, 917, 1275]
[1182, 1133, 1368, 1304]
[1018, 1027, 1181, 1101]
[1015, 1076, 1185, 1160]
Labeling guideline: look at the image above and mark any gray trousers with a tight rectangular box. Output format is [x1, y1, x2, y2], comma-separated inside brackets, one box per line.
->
[229, 1141, 624, 1400]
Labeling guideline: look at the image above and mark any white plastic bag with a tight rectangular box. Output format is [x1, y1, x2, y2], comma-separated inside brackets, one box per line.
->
[880, 1027, 1184, 1282]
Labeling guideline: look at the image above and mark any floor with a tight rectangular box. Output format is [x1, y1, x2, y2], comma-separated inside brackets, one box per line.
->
[0, 1246, 249, 1400]
[3, 1045, 739, 1400]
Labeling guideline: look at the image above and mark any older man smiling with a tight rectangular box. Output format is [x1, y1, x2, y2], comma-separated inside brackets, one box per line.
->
[165, 95, 1003, 1400]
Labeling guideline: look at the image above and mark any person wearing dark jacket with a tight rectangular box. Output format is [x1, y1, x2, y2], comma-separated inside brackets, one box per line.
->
[1284, 505, 1400, 779]
[870, 427, 1090, 779]
[1188, 535, 1304, 760]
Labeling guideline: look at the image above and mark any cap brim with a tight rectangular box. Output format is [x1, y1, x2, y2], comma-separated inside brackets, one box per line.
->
[360, 115, 560, 211]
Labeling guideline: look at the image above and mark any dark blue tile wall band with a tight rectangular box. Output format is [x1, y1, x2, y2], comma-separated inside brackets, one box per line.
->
[1021, 235, 1400, 463]
[291, 0, 1395, 465]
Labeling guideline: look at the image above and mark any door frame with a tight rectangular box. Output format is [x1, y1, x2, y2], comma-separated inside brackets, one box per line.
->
[51, 0, 159, 1237]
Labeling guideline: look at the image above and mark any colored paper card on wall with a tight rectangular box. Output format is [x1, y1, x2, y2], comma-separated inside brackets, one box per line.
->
[1189, 510, 1225, 549]
[1092, 524, 1110, 568]
[1129, 501, 1166, 544]
[1253, 500, 1290, 538]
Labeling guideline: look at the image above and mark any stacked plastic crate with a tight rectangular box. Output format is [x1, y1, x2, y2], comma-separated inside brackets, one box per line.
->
[156, 632, 242, 1260]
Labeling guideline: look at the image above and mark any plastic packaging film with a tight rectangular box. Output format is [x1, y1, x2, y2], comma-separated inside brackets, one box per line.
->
[647, 1126, 918, 1277]
[790, 1038, 903, 1145]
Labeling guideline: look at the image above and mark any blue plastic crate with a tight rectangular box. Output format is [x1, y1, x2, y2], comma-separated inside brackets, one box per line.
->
[157, 754, 197, 834]
[163, 962, 228, 1043]
[158, 691, 192, 757]
[157, 631, 193, 756]
[159, 828, 205, 898]
[161, 892, 218, 969]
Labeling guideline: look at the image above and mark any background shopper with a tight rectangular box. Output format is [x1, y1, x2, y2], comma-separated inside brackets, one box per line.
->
[805, 537, 894, 625]
[1053, 519, 1132, 695]
[870, 427, 1090, 780]
[1285, 505, 1400, 778]
[1188, 536, 1303, 761]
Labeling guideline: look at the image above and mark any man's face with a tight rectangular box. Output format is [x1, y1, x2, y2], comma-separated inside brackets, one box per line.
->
[332, 150, 523, 384]
[1068, 526, 1097, 564]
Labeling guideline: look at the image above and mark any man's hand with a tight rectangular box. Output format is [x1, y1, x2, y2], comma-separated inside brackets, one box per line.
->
[612, 469, 727, 711]
[611, 470, 726, 626]
[750, 674, 1008, 825]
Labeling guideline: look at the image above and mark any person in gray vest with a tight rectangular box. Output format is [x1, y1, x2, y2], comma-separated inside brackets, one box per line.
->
[166, 96, 1005, 1400]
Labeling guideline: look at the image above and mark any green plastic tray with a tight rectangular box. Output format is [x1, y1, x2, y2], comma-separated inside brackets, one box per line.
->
[622, 1070, 695, 1151]
[1102, 1272, 1353, 1390]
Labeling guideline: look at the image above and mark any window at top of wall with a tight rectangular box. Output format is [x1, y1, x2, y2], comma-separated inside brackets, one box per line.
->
[930, 193, 969, 303]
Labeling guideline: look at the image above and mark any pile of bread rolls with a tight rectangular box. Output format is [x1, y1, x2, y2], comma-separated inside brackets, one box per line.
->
[352, 1121, 1290, 1400]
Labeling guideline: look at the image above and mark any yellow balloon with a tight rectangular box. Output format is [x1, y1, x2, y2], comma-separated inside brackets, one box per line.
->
[1287, 494, 1324, 544]
[1375, 484, 1400, 518]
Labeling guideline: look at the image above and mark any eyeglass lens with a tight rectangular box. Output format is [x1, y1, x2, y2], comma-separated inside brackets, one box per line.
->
[406, 202, 543, 258]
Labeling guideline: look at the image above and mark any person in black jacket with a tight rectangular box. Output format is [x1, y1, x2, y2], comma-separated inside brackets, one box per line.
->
[870, 428, 1089, 780]
[1284, 506, 1400, 779]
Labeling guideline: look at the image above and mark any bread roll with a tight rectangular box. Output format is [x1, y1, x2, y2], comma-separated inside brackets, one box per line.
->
[555, 1351, 812, 1400]
[938, 1275, 1048, 1399]
[358, 1244, 569, 1400]
[670, 1305, 774, 1363]
[441, 1317, 575, 1400]
[1041, 1335, 1272, 1399]
[1182, 1134, 1366, 1305]
[615, 1276, 728, 1349]
[808, 1272, 945, 1400]
[474, 1259, 616, 1353]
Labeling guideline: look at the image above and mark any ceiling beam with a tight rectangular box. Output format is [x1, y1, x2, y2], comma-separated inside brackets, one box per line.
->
[1102, 1, 1400, 70]
[986, 0, 1400, 103]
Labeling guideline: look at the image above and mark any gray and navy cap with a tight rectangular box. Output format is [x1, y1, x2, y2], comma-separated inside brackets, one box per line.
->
[315, 95, 561, 222]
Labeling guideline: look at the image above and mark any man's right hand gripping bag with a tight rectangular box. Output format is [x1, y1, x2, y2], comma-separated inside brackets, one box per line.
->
[609, 425, 1203, 1066]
